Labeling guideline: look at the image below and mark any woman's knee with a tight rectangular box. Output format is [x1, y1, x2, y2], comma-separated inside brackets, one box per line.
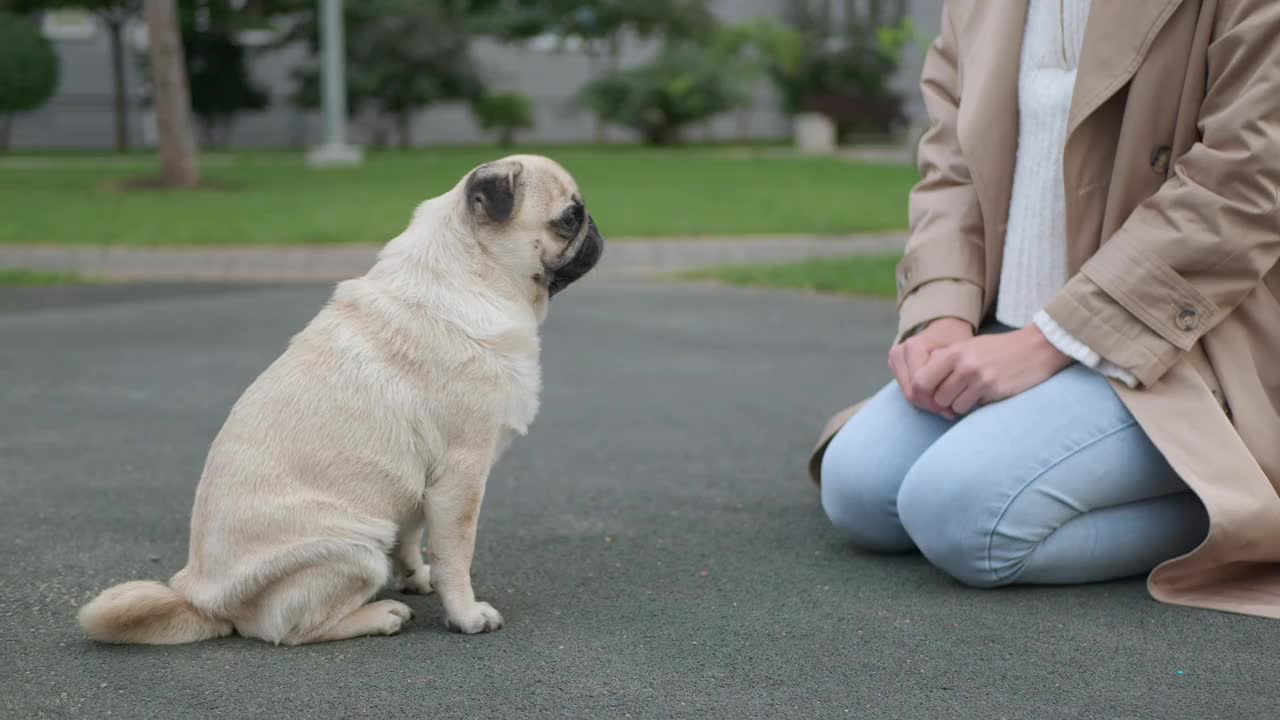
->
[897, 452, 1007, 588]
[819, 423, 916, 553]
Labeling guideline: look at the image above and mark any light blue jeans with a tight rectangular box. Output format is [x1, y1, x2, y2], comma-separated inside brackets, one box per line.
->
[820, 363, 1209, 587]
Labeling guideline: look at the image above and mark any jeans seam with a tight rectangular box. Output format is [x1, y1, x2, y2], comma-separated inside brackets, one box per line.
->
[983, 418, 1140, 585]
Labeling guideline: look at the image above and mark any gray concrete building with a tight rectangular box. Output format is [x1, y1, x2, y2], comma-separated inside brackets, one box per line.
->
[10, 0, 944, 151]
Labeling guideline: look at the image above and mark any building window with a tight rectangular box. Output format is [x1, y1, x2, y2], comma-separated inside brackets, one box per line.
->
[41, 9, 96, 42]
[525, 33, 585, 54]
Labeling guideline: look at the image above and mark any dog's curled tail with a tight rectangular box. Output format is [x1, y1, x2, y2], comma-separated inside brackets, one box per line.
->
[78, 580, 233, 645]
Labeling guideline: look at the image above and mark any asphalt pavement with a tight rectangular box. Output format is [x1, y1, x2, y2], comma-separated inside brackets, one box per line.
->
[0, 280, 1276, 719]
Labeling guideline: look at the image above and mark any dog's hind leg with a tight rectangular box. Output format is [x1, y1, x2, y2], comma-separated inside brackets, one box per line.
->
[234, 547, 413, 646]
[393, 517, 433, 595]
[291, 599, 414, 645]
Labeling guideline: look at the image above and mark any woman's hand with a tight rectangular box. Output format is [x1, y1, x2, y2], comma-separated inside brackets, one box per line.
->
[889, 317, 974, 418]
[913, 325, 1073, 416]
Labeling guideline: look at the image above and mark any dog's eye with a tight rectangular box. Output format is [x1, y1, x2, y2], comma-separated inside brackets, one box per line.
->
[557, 205, 584, 236]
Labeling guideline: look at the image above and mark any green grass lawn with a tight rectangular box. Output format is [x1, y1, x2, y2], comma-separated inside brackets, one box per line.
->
[682, 254, 903, 299]
[0, 269, 87, 286]
[0, 146, 916, 246]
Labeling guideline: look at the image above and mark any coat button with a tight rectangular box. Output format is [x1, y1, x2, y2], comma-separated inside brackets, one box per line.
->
[1176, 308, 1199, 331]
[1151, 145, 1172, 175]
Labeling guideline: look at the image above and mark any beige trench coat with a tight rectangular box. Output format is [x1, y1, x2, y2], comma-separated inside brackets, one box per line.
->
[809, 0, 1280, 619]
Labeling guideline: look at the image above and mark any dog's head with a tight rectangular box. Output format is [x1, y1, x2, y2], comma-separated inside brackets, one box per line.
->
[461, 155, 604, 298]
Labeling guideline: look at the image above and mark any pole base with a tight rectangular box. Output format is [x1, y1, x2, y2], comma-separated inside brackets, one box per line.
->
[306, 143, 364, 168]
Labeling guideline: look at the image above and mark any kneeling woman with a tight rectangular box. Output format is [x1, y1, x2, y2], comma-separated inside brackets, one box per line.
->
[811, 0, 1280, 618]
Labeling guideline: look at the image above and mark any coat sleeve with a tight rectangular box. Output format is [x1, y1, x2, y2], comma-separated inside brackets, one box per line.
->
[894, 2, 987, 341]
[1043, 0, 1280, 387]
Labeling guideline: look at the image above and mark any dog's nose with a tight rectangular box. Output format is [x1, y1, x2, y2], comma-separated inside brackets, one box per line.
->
[547, 217, 603, 297]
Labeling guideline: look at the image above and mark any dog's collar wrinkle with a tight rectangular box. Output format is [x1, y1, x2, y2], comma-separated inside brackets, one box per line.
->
[547, 225, 590, 272]
[374, 270, 533, 339]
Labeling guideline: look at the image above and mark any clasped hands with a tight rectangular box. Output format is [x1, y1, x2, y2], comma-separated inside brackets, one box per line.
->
[888, 317, 1073, 420]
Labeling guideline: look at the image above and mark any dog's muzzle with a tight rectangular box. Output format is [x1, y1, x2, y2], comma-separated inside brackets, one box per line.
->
[547, 217, 604, 297]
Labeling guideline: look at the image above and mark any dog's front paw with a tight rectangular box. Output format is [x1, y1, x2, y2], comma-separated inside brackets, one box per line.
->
[397, 566, 434, 595]
[444, 601, 504, 634]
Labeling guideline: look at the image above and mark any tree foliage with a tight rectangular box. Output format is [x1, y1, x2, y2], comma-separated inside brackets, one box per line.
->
[288, 0, 485, 149]
[2, 0, 140, 151]
[471, 91, 535, 147]
[580, 42, 729, 145]
[181, 1, 268, 146]
[0, 10, 59, 151]
[576, 19, 801, 146]
[131, 1, 270, 146]
[0, 11, 59, 115]
[769, 0, 918, 132]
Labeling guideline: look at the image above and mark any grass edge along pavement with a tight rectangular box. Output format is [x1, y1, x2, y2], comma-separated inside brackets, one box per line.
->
[0, 234, 906, 284]
[680, 254, 903, 299]
[0, 268, 89, 286]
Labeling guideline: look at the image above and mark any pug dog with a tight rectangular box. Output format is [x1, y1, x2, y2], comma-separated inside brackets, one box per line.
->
[78, 155, 603, 646]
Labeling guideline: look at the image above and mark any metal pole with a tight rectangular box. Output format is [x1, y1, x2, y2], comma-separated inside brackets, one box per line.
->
[308, 0, 362, 166]
[320, 0, 344, 146]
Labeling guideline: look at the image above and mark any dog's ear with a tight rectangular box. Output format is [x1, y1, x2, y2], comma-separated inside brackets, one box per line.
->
[466, 163, 521, 223]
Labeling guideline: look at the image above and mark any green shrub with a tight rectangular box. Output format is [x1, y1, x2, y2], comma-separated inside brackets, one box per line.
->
[182, 2, 269, 148]
[767, 2, 921, 136]
[471, 92, 535, 147]
[0, 11, 60, 152]
[579, 45, 746, 146]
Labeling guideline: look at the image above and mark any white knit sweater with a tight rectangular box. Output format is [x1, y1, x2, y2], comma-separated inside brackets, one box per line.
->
[997, 0, 1137, 387]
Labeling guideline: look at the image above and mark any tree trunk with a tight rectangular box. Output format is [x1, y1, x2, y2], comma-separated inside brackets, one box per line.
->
[891, 0, 908, 23]
[498, 127, 514, 147]
[105, 18, 131, 153]
[395, 112, 411, 150]
[0, 115, 11, 153]
[591, 114, 607, 144]
[587, 42, 608, 144]
[868, 0, 883, 27]
[735, 107, 751, 143]
[144, 0, 200, 188]
[607, 34, 622, 71]
[200, 119, 232, 150]
[645, 124, 680, 146]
